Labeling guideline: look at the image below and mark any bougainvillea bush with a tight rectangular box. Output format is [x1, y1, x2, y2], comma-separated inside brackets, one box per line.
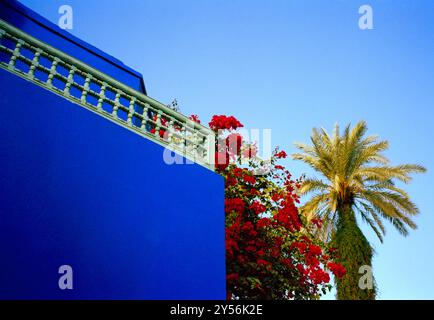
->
[190, 114, 346, 300]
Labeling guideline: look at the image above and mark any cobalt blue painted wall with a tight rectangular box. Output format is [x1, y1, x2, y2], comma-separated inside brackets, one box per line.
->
[0, 69, 226, 299]
[0, 0, 147, 94]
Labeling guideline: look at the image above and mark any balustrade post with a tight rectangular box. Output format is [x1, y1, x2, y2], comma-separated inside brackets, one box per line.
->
[128, 97, 136, 126]
[81, 73, 92, 104]
[64, 66, 75, 96]
[28, 48, 42, 80]
[46, 58, 59, 88]
[141, 104, 149, 133]
[97, 82, 106, 111]
[113, 91, 120, 117]
[8, 39, 23, 70]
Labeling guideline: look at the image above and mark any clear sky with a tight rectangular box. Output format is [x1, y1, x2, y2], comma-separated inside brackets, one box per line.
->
[19, 0, 434, 299]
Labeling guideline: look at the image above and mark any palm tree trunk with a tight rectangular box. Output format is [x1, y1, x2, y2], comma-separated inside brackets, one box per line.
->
[332, 204, 376, 300]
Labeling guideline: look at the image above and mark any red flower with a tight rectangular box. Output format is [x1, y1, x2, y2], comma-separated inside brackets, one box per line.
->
[306, 256, 320, 268]
[256, 218, 271, 228]
[209, 115, 243, 131]
[243, 174, 256, 185]
[282, 258, 293, 267]
[149, 128, 166, 138]
[225, 198, 245, 213]
[275, 200, 302, 231]
[231, 167, 244, 178]
[225, 176, 237, 187]
[241, 221, 254, 232]
[161, 117, 168, 127]
[257, 259, 271, 267]
[271, 192, 283, 202]
[237, 255, 247, 263]
[152, 114, 168, 126]
[249, 201, 266, 214]
[256, 249, 265, 257]
[308, 245, 323, 256]
[226, 238, 239, 258]
[309, 267, 330, 284]
[189, 114, 201, 124]
[226, 238, 239, 250]
[274, 237, 283, 247]
[274, 149, 287, 159]
[291, 241, 307, 254]
[245, 245, 257, 252]
[327, 262, 347, 278]
[227, 273, 239, 281]
[250, 188, 259, 196]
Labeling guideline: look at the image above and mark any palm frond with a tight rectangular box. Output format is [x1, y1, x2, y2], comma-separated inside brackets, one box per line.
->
[292, 120, 425, 243]
[299, 177, 329, 196]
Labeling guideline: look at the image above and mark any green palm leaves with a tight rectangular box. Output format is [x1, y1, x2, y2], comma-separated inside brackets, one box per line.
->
[293, 120, 426, 242]
[293, 120, 425, 299]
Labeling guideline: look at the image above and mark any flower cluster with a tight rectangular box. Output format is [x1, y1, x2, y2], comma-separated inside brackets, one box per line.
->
[203, 113, 346, 300]
[225, 198, 245, 214]
[327, 262, 347, 278]
[189, 114, 201, 124]
[209, 115, 244, 131]
[273, 148, 287, 159]
[249, 201, 266, 215]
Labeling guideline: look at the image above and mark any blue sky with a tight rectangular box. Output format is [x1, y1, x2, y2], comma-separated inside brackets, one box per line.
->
[20, 0, 434, 299]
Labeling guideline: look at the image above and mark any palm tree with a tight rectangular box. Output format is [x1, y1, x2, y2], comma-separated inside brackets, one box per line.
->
[292, 121, 426, 300]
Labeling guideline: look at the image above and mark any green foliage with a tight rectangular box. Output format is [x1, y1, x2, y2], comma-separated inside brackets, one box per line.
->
[332, 206, 376, 300]
[292, 120, 426, 300]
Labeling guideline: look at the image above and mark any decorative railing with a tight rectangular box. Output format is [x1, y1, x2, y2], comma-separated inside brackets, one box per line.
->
[0, 19, 215, 170]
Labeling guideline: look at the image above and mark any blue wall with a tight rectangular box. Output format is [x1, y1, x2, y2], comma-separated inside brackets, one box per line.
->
[0, 69, 225, 299]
